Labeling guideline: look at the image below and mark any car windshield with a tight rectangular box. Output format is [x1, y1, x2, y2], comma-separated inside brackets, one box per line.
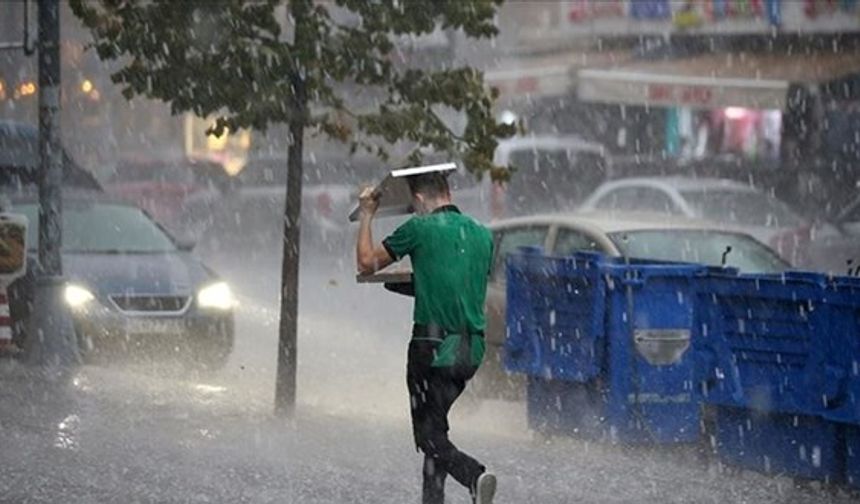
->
[839, 196, 860, 223]
[14, 202, 178, 253]
[110, 163, 194, 184]
[680, 189, 803, 227]
[608, 229, 789, 273]
[0, 126, 35, 168]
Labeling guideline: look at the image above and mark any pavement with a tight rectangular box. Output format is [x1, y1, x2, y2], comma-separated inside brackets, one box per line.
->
[1, 252, 858, 503]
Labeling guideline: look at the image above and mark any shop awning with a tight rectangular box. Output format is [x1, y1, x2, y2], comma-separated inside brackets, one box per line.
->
[577, 51, 860, 110]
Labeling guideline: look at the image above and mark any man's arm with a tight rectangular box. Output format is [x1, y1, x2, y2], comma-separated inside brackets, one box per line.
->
[356, 187, 395, 275]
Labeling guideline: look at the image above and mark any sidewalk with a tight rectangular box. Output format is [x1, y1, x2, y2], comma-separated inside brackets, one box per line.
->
[0, 268, 855, 504]
[1, 358, 856, 504]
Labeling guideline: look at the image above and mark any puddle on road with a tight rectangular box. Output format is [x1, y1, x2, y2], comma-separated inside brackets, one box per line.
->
[54, 413, 81, 451]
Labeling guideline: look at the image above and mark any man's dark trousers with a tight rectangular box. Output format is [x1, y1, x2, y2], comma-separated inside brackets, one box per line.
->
[407, 337, 485, 504]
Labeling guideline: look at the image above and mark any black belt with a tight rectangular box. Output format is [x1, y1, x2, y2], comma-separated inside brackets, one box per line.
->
[412, 324, 484, 340]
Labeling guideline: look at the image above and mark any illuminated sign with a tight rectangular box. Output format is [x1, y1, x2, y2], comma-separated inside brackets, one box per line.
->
[647, 83, 714, 106]
[578, 69, 790, 110]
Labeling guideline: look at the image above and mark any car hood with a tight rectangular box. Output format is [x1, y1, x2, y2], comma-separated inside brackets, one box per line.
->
[804, 233, 860, 274]
[62, 251, 214, 298]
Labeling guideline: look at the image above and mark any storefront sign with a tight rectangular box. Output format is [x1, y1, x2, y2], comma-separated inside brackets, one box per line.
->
[672, 0, 782, 28]
[558, 0, 856, 35]
[485, 65, 572, 100]
[577, 68, 789, 110]
[631, 0, 672, 20]
[566, 0, 625, 23]
[647, 83, 715, 106]
[804, 0, 859, 19]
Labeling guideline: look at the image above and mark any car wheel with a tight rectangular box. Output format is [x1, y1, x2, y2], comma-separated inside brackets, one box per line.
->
[189, 330, 234, 372]
[191, 346, 231, 371]
[184, 315, 234, 371]
[10, 318, 27, 353]
[76, 331, 103, 365]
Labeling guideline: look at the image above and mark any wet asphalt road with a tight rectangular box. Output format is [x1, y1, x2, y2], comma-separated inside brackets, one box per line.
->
[1, 250, 858, 503]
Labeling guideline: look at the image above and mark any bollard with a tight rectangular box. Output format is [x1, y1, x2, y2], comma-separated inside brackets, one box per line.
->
[0, 284, 11, 348]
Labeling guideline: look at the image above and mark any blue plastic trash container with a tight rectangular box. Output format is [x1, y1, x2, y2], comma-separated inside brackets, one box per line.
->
[507, 250, 705, 444]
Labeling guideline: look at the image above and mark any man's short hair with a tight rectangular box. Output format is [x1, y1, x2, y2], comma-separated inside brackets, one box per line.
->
[406, 172, 450, 199]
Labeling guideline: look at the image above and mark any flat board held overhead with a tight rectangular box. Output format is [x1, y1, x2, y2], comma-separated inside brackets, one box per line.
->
[347, 162, 457, 222]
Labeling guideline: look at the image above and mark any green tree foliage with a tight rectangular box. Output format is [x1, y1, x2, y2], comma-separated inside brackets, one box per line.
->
[70, 0, 514, 415]
[69, 0, 515, 180]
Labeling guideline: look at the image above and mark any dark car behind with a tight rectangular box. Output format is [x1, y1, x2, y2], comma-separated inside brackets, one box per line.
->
[105, 156, 237, 236]
[180, 154, 380, 258]
[5, 191, 235, 368]
[0, 120, 101, 191]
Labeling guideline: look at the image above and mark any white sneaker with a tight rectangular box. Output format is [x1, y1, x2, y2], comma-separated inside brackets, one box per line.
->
[474, 472, 497, 504]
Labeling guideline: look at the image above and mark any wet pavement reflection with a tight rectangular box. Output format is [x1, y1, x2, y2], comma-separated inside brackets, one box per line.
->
[1, 256, 858, 503]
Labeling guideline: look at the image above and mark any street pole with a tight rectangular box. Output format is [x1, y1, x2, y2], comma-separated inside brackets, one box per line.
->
[23, 0, 79, 369]
[38, 0, 62, 275]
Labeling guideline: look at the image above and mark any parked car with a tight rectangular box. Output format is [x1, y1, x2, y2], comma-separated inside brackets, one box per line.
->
[473, 212, 790, 400]
[181, 154, 368, 258]
[494, 135, 608, 218]
[442, 135, 607, 223]
[0, 120, 101, 191]
[6, 190, 235, 369]
[579, 177, 810, 265]
[806, 191, 860, 274]
[105, 157, 235, 235]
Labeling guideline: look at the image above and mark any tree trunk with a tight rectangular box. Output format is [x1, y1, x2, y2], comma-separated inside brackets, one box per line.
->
[274, 0, 311, 417]
[274, 109, 306, 417]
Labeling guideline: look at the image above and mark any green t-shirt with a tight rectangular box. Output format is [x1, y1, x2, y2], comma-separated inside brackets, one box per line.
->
[383, 205, 493, 335]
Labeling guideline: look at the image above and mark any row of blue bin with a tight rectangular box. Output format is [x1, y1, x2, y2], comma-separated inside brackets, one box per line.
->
[504, 248, 860, 486]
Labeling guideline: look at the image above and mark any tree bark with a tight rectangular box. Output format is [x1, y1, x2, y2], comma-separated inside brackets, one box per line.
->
[274, 0, 310, 417]
[274, 103, 305, 417]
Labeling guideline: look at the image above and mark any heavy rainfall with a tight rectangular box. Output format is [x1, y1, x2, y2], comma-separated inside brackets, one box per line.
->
[2, 1, 860, 503]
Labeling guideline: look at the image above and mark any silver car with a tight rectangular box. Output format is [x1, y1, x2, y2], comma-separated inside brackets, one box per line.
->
[579, 177, 810, 265]
[806, 192, 860, 274]
[473, 212, 789, 401]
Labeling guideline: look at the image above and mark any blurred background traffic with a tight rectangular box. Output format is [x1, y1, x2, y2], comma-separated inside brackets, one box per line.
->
[2, 0, 860, 377]
[2, 3, 860, 501]
[3, 2, 860, 277]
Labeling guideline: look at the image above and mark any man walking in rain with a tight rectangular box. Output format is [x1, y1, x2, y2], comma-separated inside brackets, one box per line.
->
[356, 171, 497, 504]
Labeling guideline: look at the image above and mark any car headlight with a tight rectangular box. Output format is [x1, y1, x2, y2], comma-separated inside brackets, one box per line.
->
[197, 282, 236, 310]
[64, 284, 95, 308]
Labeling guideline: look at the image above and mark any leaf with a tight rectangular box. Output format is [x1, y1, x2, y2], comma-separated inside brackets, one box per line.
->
[70, 0, 514, 182]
